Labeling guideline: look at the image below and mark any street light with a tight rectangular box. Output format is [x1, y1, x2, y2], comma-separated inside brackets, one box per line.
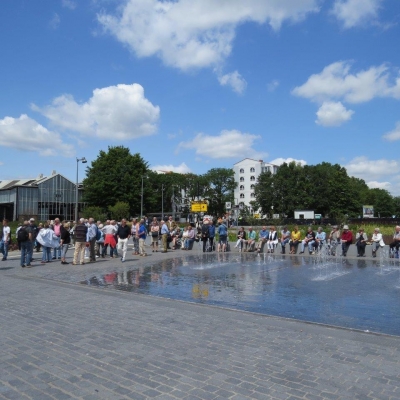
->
[75, 157, 87, 222]
[140, 174, 148, 218]
[161, 183, 165, 221]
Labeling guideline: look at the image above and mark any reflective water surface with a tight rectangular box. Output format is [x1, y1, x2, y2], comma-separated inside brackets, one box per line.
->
[80, 253, 400, 336]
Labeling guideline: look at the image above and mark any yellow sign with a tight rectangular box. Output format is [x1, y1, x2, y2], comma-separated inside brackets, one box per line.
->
[191, 201, 208, 212]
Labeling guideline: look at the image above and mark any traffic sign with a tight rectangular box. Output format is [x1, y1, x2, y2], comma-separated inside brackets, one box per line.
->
[225, 202, 231, 210]
[191, 201, 208, 212]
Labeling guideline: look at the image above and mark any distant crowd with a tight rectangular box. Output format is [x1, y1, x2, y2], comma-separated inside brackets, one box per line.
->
[1, 217, 399, 268]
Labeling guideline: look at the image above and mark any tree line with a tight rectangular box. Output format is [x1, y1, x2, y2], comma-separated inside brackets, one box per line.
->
[252, 161, 399, 219]
[82, 146, 236, 219]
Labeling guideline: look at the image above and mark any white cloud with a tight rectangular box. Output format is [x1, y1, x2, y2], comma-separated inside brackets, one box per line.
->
[62, 0, 76, 10]
[316, 101, 354, 126]
[0, 162, 3, 166]
[383, 121, 400, 141]
[331, 0, 382, 29]
[270, 157, 307, 166]
[345, 156, 400, 181]
[292, 61, 400, 104]
[178, 129, 266, 159]
[32, 83, 160, 140]
[218, 71, 247, 94]
[267, 79, 280, 92]
[0, 115, 74, 157]
[49, 13, 60, 29]
[366, 181, 392, 190]
[98, 0, 320, 71]
[151, 163, 191, 174]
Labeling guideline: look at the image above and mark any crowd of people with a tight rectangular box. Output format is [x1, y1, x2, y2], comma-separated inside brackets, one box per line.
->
[1, 216, 400, 268]
[233, 224, 400, 258]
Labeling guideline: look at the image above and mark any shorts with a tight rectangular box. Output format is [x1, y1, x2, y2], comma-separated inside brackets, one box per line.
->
[219, 235, 227, 244]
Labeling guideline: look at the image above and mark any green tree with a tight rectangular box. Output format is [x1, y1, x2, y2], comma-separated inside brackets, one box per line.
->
[108, 201, 130, 220]
[365, 188, 395, 217]
[203, 168, 236, 216]
[82, 206, 107, 222]
[83, 146, 148, 215]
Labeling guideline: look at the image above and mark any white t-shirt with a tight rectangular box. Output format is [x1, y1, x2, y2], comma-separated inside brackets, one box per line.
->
[3, 226, 10, 240]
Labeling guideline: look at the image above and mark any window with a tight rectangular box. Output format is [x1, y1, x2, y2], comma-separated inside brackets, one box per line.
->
[239, 168, 244, 173]
[250, 176, 255, 181]
[240, 194, 245, 198]
[240, 177, 244, 182]
[250, 193, 255, 198]
[250, 167, 255, 172]
[240, 185, 244, 190]
[250, 184, 255, 189]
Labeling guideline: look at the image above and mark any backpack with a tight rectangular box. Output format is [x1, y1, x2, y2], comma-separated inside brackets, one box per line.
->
[96, 226, 102, 241]
[17, 227, 29, 242]
[201, 224, 209, 238]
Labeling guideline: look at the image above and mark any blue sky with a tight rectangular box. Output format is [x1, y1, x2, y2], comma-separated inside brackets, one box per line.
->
[1, 0, 400, 194]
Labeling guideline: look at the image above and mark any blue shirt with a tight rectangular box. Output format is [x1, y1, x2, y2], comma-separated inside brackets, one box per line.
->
[315, 232, 326, 241]
[248, 230, 256, 240]
[138, 224, 147, 239]
[218, 224, 227, 236]
[208, 225, 215, 238]
[259, 229, 268, 239]
[161, 223, 169, 235]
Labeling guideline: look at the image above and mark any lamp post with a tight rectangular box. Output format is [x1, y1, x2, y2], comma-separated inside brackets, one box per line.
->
[140, 174, 148, 218]
[161, 183, 165, 221]
[75, 157, 87, 222]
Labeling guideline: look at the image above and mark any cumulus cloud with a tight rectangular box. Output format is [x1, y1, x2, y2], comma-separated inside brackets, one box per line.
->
[32, 83, 160, 140]
[178, 129, 266, 159]
[0, 114, 74, 157]
[345, 156, 400, 181]
[62, 0, 76, 10]
[270, 157, 307, 166]
[98, 0, 319, 71]
[383, 121, 400, 141]
[218, 71, 247, 94]
[151, 163, 191, 174]
[49, 13, 61, 29]
[331, 0, 382, 29]
[292, 61, 400, 104]
[316, 101, 354, 126]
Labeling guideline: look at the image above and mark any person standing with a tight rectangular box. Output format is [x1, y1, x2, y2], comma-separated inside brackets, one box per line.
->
[201, 220, 210, 252]
[131, 218, 139, 255]
[19, 221, 32, 268]
[208, 221, 215, 251]
[36, 223, 60, 264]
[217, 221, 228, 252]
[51, 218, 62, 260]
[117, 219, 131, 262]
[102, 220, 117, 257]
[137, 219, 147, 256]
[160, 219, 169, 253]
[150, 218, 160, 252]
[86, 218, 97, 262]
[0, 219, 11, 261]
[60, 222, 71, 264]
[73, 218, 88, 265]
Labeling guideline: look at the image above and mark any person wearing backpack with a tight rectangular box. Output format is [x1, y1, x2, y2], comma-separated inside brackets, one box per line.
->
[19, 221, 32, 268]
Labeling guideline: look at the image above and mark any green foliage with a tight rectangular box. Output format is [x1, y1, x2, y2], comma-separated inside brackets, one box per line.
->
[203, 168, 236, 216]
[83, 146, 148, 215]
[108, 201, 130, 221]
[82, 206, 107, 221]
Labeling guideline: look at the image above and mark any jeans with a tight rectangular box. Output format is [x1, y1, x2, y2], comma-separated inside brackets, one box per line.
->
[301, 240, 315, 253]
[61, 244, 69, 259]
[20, 241, 32, 266]
[53, 245, 61, 259]
[42, 246, 52, 262]
[132, 237, 139, 253]
[184, 238, 194, 249]
[0, 239, 9, 260]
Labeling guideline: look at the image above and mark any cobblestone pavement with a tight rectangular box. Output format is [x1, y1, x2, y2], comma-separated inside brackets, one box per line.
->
[0, 244, 399, 399]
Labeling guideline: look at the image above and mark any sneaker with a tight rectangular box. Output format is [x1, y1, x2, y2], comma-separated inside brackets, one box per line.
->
[21, 265, 26, 268]
[41, 261, 46, 264]
[121, 258, 125, 262]
[26, 264, 31, 268]
[52, 257, 56, 260]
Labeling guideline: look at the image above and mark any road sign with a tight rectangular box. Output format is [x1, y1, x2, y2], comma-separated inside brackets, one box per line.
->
[191, 201, 208, 212]
[225, 202, 231, 210]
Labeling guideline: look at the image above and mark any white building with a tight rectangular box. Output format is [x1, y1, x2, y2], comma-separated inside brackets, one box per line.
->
[233, 158, 278, 211]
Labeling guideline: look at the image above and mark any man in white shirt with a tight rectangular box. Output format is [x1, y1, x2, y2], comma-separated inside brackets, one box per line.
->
[0, 219, 11, 261]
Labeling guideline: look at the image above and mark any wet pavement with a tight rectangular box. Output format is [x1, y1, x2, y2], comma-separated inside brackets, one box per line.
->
[1, 242, 400, 399]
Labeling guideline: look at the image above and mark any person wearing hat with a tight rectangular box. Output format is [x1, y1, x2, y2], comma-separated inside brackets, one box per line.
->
[340, 225, 353, 257]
